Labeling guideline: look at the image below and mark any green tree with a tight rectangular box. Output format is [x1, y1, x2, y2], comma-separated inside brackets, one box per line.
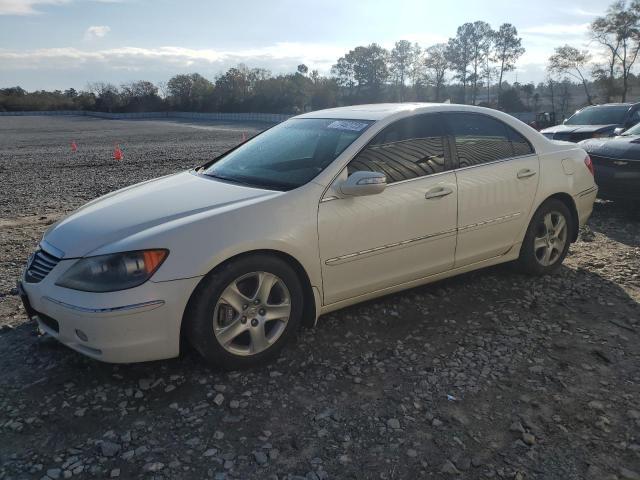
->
[521, 82, 535, 110]
[446, 23, 475, 103]
[468, 21, 494, 105]
[493, 23, 525, 107]
[498, 87, 527, 112]
[167, 73, 214, 111]
[424, 43, 448, 102]
[332, 43, 389, 102]
[389, 40, 417, 101]
[120, 80, 162, 112]
[87, 82, 121, 112]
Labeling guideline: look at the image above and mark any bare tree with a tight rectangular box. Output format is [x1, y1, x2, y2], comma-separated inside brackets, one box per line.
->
[591, 12, 622, 101]
[548, 45, 593, 105]
[156, 81, 169, 99]
[613, 0, 640, 101]
[493, 23, 525, 107]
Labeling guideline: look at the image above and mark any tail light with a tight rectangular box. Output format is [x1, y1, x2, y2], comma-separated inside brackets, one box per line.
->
[584, 155, 595, 176]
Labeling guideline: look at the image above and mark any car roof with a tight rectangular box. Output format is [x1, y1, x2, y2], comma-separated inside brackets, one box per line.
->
[584, 103, 638, 108]
[295, 103, 449, 121]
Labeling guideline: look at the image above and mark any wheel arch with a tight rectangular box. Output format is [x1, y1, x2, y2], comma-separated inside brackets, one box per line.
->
[180, 249, 318, 350]
[545, 192, 579, 242]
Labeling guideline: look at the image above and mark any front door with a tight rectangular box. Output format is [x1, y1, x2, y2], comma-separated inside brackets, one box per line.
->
[318, 113, 458, 305]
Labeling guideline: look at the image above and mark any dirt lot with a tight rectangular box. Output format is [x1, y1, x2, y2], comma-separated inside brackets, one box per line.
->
[0, 116, 639, 480]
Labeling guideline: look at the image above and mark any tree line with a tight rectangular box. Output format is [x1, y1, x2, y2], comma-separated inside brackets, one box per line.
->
[1, 0, 639, 118]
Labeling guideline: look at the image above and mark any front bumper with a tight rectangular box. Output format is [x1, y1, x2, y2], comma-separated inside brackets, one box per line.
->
[594, 169, 640, 201]
[19, 264, 201, 363]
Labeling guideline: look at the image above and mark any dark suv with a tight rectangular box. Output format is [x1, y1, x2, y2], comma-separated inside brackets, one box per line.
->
[541, 103, 640, 143]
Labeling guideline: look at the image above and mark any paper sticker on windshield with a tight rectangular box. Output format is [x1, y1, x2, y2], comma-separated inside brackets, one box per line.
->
[327, 120, 369, 132]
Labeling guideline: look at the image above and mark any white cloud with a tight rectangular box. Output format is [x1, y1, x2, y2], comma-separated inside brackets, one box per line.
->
[0, 0, 69, 15]
[520, 23, 590, 36]
[0, 43, 346, 75]
[84, 25, 111, 39]
[558, 7, 600, 17]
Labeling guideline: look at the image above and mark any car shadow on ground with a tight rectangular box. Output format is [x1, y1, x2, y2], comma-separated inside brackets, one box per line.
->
[1, 254, 639, 479]
[589, 200, 640, 247]
[3, 258, 637, 383]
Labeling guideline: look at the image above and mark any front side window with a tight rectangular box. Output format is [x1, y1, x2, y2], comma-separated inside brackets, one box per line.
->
[446, 113, 527, 167]
[204, 118, 373, 191]
[348, 114, 447, 183]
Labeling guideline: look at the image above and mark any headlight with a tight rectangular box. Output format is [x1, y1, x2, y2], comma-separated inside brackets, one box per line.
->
[56, 249, 168, 292]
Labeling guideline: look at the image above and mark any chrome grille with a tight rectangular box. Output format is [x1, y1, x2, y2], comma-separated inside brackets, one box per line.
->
[26, 249, 61, 283]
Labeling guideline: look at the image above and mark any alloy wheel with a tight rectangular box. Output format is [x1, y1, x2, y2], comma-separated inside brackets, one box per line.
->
[533, 211, 568, 267]
[212, 271, 291, 356]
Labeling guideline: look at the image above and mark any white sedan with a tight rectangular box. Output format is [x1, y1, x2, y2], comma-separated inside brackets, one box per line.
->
[19, 104, 598, 368]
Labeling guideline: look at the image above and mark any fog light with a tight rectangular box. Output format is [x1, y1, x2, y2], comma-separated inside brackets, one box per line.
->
[75, 329, 88, 342]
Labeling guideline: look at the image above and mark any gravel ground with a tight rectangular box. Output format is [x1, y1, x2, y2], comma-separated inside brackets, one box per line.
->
[0, 116, 639, 480]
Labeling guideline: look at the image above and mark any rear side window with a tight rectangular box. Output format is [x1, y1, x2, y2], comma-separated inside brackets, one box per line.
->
[348, 114, 446, 183]
[508, 127, 535, 156]
[446, 113, 533, 167]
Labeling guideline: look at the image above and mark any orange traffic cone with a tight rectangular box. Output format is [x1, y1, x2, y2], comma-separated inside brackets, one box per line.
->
[71, 140, 78, 152]
[113, 144, 123, 161]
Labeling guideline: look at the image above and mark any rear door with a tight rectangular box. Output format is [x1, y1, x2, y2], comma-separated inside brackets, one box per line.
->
[444, 112, 540, 267]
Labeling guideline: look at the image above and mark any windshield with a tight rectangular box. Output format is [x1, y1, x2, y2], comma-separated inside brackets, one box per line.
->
[621, 122, 640, 135]
[203, 118, 373, 190]
[565, 105, 629, 126]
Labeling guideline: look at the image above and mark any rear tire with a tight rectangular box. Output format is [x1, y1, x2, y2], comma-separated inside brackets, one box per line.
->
[185, 254, 303, 369]
[517, 199, 573, 275]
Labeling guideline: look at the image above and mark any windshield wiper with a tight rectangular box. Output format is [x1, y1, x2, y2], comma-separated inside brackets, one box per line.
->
[203, 171, 251, 186]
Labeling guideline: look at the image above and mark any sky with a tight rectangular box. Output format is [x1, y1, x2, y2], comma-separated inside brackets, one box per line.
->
[0, 0, 608, 91]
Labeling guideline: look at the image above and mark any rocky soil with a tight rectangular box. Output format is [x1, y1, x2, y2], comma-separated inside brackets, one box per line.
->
[0, 116, 639, 480]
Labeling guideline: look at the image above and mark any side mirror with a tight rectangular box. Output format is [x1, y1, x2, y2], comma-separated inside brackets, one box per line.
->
[613, 127, 625, 136]
[339, 171, 387, 196]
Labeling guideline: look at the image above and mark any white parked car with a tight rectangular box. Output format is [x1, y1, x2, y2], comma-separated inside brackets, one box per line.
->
[19, 104, 598, 368]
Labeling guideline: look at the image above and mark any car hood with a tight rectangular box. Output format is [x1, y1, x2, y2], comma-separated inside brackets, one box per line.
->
[580, 135, 640, 160]
[540, 124, 618, 135]
[44, 171, 280, 258]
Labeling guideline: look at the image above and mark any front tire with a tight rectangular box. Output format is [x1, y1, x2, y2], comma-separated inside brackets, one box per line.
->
[185, 254, 303, 369]
[517, 199, 572, 275]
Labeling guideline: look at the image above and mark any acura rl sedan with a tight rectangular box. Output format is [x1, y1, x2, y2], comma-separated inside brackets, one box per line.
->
[18, 104, 598, 368]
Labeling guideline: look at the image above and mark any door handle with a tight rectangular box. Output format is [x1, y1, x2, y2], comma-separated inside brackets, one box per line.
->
[517, 169, 537, 179]
[425, 186, 453, 199]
